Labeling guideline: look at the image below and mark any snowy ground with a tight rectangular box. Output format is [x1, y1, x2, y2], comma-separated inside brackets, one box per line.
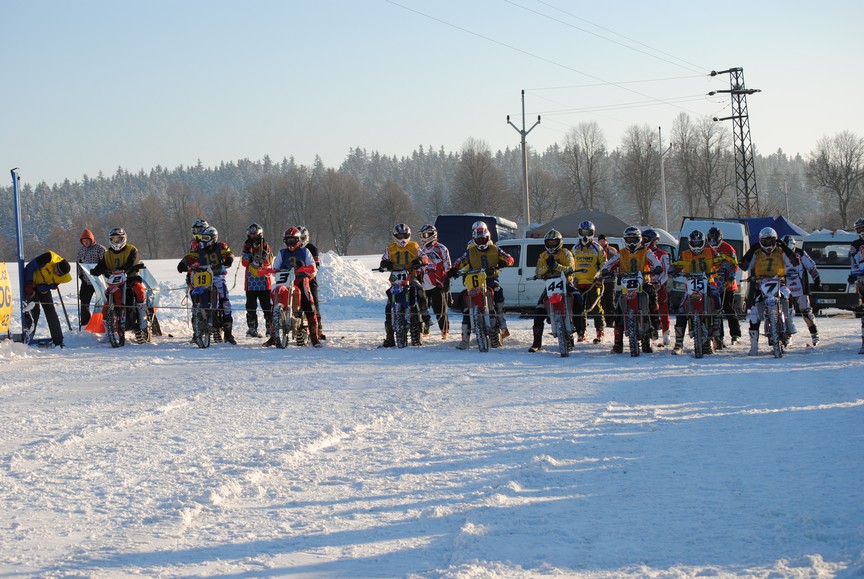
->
[1, 254, 863, 578]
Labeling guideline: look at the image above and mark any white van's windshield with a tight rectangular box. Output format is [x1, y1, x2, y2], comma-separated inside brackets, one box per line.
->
[803, 243, 851, 267]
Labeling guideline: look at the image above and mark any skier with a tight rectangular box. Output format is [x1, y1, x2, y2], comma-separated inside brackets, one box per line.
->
[241, 223, 274, 338]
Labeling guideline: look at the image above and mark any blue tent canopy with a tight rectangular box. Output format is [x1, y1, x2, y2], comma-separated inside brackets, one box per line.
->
[741, 216, 807, 245]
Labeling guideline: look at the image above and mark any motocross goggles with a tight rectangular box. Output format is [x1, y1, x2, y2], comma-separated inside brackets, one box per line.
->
[393, 232, 410, 240]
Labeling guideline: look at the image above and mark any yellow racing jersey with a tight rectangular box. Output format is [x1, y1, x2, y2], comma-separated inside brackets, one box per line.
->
[570, 241, 606, 285]
[535, 248, 577, 283]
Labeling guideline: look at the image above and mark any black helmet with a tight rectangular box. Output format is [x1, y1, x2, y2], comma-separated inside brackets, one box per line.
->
[688, 230, 706, 254]
[544, 229, 563, 253]
[642, 229, 659, 247]
[623, 226, 642, 252]
[247, 223, 263, 240]
[706, 226, 723, 249]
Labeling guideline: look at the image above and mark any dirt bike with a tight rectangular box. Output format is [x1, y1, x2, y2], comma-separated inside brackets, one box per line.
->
[268, 269, 309, 348]
[461, 269, 501, 352]
[103, 264, 152, 348]
[189, 265, 224, 349]
[616, 271, 652, 357]
[679, 271, 715, 359]
[375, 267, 423, 348]
[530, 271, 576, 358]
[756, 275, 789, 358]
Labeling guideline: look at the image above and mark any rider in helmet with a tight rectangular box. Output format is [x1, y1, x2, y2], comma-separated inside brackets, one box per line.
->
[599, 226, 663, 354]
[448, 220, 515, 350]
[850, 217, 864, 353]
[642, 228, 672, 346]
[570, 220, 608, 344]
[296, 226, 325, 340]
[379, 223, 429, 347]
[705, 226, 742, 346]
[738, 227, 799, 355]
[781, 235, 821, 346]
[263, 227, 321, 347]
[177, 225, 237, 344]
[189, 219, 209, 252]
[528, 229, 584, 353]
[667, 230, 724, 355]
[418, 224, 452, 340]
[241, 223, 274, 338]
[90, 227, 151, 343]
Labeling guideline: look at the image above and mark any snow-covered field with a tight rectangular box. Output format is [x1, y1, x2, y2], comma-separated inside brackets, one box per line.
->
[1, 254, 863, 578]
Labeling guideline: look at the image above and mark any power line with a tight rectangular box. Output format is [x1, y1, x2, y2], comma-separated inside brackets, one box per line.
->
[525, 0, 708, 74]
[385, 0, 705, 117]
[527, 74, 706, 91]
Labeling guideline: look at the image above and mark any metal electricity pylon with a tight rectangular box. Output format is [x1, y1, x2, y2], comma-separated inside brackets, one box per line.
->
[709, 67, 761, 217]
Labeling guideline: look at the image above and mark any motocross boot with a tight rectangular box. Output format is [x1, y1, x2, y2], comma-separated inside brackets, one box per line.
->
[662, 330, 671, 346]
[135, 302, 149, 343]
[593, 327, 605, 344]
[748, 329, 760, 356]
[495, 303, 509, 339]
[641, 336, 653, 353]
[574, 315, 587, 343]
[222, 321, 237, 345]
[381, 312, 396, 347]
[528, 325, 543, 353]
[80, 305, 91, 327]
[784, 302, 797, 334]
[421, 309, 432, 336]
[308, 315, 322, 348]
[611, 326, 624, 353]
[671, 326, 685, 355]
[246, 312, 260, 337]
[456, 324, 471, 350]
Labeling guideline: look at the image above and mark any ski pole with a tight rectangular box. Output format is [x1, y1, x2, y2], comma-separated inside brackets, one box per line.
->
[56, 287, 73, 331]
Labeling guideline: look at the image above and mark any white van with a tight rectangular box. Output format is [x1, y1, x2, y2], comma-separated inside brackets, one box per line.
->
[671, 218, 751, 314]
[449, 232, 676, 310]
[801, 229, 858, 313]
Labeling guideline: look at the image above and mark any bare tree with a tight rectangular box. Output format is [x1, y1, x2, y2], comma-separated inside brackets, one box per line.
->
[618, 124, 661, 223]
[562, 121, 607, 210]
[136, 193, 167, 258]
[808, 131, 864, 227]
[528, 168, 564, 224]
[245, 175, 286, 245]
[320, 169, 368, 255]
[670, 112, 702, 217]
[370, 180, 420, 234]
[209, 186, 244, 248]
[693, 116, 734, 218]
[451, 138, 507, 213]
[165, 182, 205, 254]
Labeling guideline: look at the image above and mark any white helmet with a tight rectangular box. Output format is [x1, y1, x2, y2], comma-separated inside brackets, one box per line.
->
[472, 221, 490, 250]
[759, 227, 778, 253]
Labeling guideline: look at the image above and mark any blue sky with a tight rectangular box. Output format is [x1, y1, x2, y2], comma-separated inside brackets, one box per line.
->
[3, 0, 862, 186]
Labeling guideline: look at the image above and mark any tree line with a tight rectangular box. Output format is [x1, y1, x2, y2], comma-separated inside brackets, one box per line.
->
[1, 116, 862, 263]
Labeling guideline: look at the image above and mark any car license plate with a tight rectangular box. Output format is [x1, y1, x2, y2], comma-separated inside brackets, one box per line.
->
[816, 298, 836, 304]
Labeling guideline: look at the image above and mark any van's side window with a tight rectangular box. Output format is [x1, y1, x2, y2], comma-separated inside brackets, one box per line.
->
[526, 245, 545, 268]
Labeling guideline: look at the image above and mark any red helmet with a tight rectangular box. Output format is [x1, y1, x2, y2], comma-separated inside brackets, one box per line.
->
[283, 227, 302, 250]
